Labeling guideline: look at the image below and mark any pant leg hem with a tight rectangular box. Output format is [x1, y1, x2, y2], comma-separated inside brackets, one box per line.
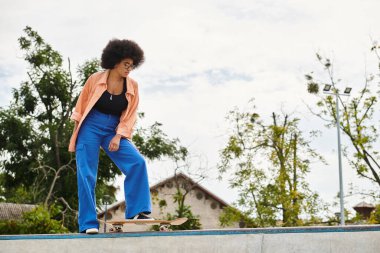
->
[125, 208, 152, 219]
[79, 224, 100, 233]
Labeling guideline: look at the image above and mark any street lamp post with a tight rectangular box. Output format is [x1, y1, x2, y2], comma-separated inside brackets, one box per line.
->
[323, 84, 351, 226]
[335, 92, 345, 226]
[103, 195, 111, 233]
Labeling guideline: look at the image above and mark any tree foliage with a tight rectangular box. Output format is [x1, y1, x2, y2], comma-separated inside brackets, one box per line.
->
[219, 206, 257, 228]
[218, 100, 326, 227]
[152, 169, 204, 231]
[0, 26, 92, 216]
[133, 117, 188, 161]
[369, 204, 380, 224]
[305, 48, 380, 191]
[0, 205, 68, 234]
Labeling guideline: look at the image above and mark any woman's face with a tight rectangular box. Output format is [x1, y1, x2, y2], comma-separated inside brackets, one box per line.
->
[113, 58, 134, 78]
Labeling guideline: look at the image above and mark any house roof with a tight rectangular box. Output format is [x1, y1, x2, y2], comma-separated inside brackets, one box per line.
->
[0, 203, 37, 220]
[353, 201, 375, 209]
[98, 173, 230, 216]
[150, 173, 230, 206]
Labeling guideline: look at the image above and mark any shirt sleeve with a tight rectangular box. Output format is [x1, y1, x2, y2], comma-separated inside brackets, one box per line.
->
[70, 74, 94, 122]
[116, 81, 139, 140]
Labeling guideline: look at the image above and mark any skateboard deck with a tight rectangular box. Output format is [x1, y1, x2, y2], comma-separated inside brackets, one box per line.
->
[100, 217, 188, 232]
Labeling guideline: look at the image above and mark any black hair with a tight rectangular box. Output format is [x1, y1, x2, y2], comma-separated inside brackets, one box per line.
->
[101, 39, 145, 69]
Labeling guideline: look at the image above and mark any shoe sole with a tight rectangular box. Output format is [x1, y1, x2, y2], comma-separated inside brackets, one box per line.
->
[86, 229, 99, 234]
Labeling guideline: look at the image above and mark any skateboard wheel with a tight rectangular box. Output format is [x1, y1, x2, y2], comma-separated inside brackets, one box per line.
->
[113, 224, 123, 233]
[159, 225, 172, 232]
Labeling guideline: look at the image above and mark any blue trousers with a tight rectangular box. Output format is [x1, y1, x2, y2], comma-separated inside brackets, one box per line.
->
[75, 108, 151, 232]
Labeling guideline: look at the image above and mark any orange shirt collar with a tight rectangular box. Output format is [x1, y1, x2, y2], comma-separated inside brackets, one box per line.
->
[96, 69, 135, 96]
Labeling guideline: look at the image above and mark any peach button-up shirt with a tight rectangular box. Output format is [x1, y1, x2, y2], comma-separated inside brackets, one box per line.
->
[68, 70, 139, 152]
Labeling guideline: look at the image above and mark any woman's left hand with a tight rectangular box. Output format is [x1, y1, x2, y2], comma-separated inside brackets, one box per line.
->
[108, 134, 122, 152]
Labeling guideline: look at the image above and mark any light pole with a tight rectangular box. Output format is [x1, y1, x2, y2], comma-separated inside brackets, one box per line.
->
[103, 195, 111, 233]
[323, 84, 351, 226]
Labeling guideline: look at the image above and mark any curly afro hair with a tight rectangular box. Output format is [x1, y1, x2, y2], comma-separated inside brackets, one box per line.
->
[101, 39, 145, 69]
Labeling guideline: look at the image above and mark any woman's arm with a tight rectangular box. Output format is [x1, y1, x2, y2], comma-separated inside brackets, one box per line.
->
[73, 121, 79, 133]
[116, 81, 140, 140]
[70, 74, 94, 122]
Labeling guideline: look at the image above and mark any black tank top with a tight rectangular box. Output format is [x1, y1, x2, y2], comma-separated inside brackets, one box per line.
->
[94, 78, 128, 116]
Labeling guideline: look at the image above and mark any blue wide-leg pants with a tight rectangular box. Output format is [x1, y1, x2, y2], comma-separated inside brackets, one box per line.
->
[75, 108, 151, 232]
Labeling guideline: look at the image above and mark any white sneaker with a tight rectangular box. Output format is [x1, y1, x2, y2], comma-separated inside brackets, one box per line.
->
[86, 228, 99, 234]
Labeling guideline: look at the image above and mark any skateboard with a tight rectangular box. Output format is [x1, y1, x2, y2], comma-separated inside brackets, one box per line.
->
[100, 217, 188, 232]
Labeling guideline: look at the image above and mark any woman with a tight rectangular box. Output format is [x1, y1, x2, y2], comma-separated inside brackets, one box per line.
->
[68, 39, 153, 234]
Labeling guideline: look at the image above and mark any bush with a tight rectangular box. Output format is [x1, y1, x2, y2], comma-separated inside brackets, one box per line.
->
[0, 205, 68, 234]
[152, 204, 202, 231]
[369, 204, 380, 224]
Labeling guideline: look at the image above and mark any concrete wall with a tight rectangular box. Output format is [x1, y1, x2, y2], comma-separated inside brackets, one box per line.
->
[1, 225, 379, 253]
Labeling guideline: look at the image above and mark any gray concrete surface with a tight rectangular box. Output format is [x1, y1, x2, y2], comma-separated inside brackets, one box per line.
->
[1, 225, 379, 253]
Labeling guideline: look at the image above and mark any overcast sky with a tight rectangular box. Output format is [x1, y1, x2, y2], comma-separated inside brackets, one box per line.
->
[1, 0, 380, 217]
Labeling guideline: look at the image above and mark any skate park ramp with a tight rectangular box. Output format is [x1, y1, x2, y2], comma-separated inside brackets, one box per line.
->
[1, 225, 379, 253]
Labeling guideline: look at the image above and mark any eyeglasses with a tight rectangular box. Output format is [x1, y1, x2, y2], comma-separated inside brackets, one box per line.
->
[123, 63, 135, 70]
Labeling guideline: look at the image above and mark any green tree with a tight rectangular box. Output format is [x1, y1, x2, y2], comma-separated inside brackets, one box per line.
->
[0, 26, 187, 232]
[219, 206, 257, 228]
[152, 168, 204, 231]
[369, 204, 380, 224]
[305, 49, 380, 192]
[0, 26, 93, 215]
[133, 118, 188, 161]
[218, 100, 326, 227]
[166, 172, 202, 230]
[0, 205, 68, 234]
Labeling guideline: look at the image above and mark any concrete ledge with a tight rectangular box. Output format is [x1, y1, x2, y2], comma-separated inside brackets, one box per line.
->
[1, 225, 379, 253]
[1, 224, 379, 240]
